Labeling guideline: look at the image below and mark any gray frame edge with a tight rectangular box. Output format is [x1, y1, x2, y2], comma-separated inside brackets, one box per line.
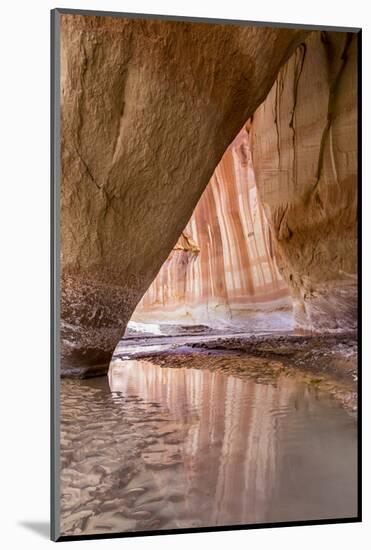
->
[51, 7, 61, 543]
[54, 7, 361, 33]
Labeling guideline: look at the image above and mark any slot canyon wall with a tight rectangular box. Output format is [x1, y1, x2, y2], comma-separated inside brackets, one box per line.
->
[133, 125, 291, 330]
[250, 31, 358, 332]
[59, 13, 308, 375]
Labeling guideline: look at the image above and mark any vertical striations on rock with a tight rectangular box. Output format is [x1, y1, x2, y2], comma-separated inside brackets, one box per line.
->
[59, 13, 308, 374]
[250, 31, 358, 331]
[134, 125, 291, 328]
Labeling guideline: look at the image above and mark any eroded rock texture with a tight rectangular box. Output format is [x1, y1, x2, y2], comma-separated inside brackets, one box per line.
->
[134, 126, 290, 328]
[60, 13, 307, 374]
[251, 31, 358, 331]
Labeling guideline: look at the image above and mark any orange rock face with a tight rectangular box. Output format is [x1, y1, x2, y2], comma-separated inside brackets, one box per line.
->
[134, 31, 359, 334]
[59, 13, 306, 373]
[58, 11, 358, 375]
[134, 126, 291, 328]
[251, 31, 358, 331]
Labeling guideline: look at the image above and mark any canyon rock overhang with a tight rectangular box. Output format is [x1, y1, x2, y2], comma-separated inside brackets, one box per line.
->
[59, 13, 332, 376]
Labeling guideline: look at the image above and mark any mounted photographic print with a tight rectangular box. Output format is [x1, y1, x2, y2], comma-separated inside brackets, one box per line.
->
[51, 8, 361, 542]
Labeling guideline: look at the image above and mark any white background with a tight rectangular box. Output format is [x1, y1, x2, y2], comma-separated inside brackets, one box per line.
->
[0, 0, 368, 548]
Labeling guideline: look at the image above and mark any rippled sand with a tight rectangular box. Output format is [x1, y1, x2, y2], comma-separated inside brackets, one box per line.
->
[60, 359, 357, 536]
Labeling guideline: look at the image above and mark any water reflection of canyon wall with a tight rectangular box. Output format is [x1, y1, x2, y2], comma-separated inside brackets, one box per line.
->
[109, 360, 357, 525]
[110, 361, 297, 525]
[133, 125, 291, 328]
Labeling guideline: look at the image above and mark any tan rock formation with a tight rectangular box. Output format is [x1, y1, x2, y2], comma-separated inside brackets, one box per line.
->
[251, 31, 358, 331]
[134, 125, 290, 329]
[59, 13, 307, 374]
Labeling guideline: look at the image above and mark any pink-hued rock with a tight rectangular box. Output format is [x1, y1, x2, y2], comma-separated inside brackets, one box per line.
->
[134, 125, 291, 328]
[59, 13, 307, 374]
[251, 31, 358, 332]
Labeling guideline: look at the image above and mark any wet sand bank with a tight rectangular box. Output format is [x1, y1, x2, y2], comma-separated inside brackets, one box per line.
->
[129, 332, 357, 414]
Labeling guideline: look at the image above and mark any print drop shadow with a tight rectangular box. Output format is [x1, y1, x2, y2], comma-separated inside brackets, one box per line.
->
[19, 521, 49, 539]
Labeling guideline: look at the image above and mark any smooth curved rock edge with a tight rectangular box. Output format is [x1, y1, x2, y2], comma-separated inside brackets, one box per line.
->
[60, 13, 308, 375]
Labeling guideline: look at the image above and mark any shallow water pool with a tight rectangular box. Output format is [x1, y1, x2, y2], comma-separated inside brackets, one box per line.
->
[60, 358, 357, 536]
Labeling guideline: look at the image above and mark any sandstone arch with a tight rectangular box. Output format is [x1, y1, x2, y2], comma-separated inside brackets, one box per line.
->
[131, 25, 359, 336]
[60, 14, 308, 375]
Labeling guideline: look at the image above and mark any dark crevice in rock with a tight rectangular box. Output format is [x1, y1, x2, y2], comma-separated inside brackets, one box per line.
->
[311, 33, 354, 197]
